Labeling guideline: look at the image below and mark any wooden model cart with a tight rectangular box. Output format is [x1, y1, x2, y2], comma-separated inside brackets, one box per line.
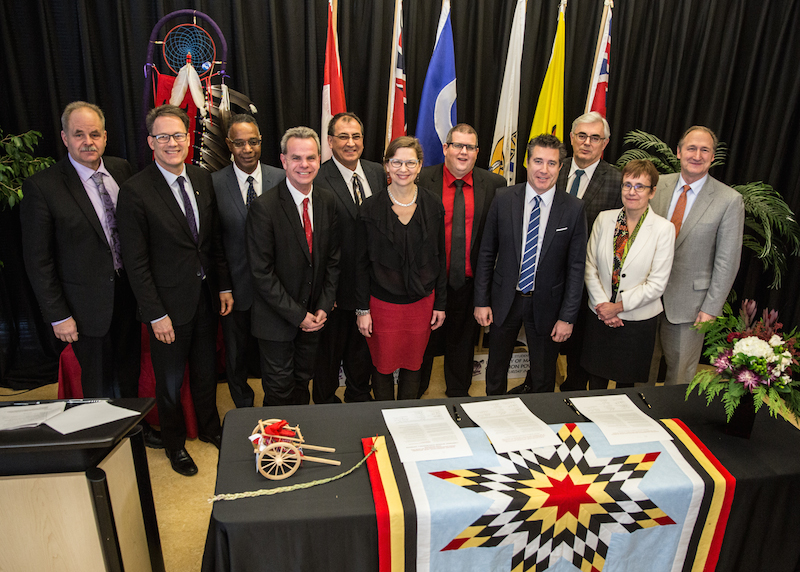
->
[250, 419, 340, 480]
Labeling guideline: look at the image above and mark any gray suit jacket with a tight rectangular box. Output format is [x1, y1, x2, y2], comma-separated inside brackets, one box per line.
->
[212, 162, 284, 311]
[556, 158, 623, 232]
[315, 158, 386, 310]
[650, 173, 744, 324]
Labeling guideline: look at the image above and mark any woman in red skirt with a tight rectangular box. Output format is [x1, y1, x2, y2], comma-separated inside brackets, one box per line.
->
[355, 137, 446, 399]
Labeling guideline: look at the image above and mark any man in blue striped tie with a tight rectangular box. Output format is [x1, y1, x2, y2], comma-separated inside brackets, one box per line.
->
[474, 134, 587, 395]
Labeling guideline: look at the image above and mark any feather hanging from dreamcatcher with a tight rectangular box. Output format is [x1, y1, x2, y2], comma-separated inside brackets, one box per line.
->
[171, 62, 207, 116]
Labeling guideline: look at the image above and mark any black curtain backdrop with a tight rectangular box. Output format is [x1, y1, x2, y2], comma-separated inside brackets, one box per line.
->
[1, 0, 798, 385]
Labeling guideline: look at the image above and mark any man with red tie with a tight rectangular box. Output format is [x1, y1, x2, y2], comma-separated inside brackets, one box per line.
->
[245, 127, 340, 406]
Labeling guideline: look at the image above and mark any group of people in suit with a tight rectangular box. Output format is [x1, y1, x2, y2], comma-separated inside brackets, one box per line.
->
[19, 100, 744, 477]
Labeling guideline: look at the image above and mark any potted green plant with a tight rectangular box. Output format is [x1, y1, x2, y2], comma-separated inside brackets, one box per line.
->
[0, 128, 54, 210]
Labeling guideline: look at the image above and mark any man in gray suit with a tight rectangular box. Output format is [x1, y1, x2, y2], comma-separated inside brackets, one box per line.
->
[649, 126, 744, 385]
[312, 112, 386, 403]
[557, 112, 623, 391]
[212, 115, 284, 407]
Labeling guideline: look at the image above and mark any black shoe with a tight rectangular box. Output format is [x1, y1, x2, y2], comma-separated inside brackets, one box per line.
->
[141, 425, 164, 449]
[199, 433, 222, 450]
[507, 382, 533, 394]
[165, 448, 198, 476]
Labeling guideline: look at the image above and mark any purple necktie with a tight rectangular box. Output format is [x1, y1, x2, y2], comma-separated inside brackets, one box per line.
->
[91, 172, 122, 271]
[177, 175, 204, 279]
[176, 176, 199, 244]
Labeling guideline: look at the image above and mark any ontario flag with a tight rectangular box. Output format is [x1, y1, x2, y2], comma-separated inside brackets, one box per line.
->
[321, 0, 346, 162]
[386, 0, 407, 146]
[585, 0, 612, 117]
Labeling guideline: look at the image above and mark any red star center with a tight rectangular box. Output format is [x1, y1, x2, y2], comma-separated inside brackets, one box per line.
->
[539, 474, 595, 520]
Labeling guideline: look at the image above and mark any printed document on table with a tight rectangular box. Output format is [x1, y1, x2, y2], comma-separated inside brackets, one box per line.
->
[460, 398, 561, 453]
[382, 405, 472, 463]
[45, 401, 139, 435]
[0, 403, 66, 431]
[570, 394, 672, 445]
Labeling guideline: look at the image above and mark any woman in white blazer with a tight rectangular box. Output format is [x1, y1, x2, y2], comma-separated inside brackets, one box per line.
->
[581, 160, 675, 388]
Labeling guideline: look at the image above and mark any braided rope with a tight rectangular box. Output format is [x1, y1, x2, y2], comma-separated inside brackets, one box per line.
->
[209, 444, 377, 503]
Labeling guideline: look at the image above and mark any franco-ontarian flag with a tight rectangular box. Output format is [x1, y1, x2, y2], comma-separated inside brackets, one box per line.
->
[489, 0, 527, 185]
[524, 0, 566, 167]
[365, 420, 734, 572]
[415, 0, 456, 167]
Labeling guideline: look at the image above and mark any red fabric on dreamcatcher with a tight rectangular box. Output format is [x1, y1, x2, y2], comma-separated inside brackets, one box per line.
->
[153, 74, 201, 164]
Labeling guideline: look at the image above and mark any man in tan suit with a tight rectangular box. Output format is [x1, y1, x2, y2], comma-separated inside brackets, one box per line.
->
[649, 126, 744, 385]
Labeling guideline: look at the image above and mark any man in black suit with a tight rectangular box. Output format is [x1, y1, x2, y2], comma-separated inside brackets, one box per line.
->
[557, 112, 623, 391]
[213, 115, 285, 408]
[21, 101, 144, 407]
[246, 127, 340, 406]
[417, 124, 506, 397]
[312, 112, 385, 403]
[474, 134, 587, 395]
[117, 104, 233, 476]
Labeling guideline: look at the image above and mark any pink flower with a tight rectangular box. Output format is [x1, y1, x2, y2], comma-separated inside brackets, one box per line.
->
[736, 368, 763, 391]
[714, 351, 733, 374]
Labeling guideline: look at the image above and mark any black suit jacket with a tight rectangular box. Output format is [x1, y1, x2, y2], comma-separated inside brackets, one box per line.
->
[316, 159, 386, 310]
[117, 163, 231, 326]
[418, 164, 506, 273]
[212, 162, 285, 310]
[556, 158, 622, 232]
[245, 181, 340, 342]
[474, 183, 587, 333]
[21, 155, 134, 336]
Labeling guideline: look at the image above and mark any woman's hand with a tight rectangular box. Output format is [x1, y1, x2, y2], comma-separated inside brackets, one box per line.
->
[357, 314, 373, 338]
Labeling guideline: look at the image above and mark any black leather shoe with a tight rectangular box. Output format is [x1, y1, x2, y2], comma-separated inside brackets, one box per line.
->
[141, 425, 164, 449]
[166, 448, 198, 476]
[507, 382, 533, 394]
[199, 433, 222, 450]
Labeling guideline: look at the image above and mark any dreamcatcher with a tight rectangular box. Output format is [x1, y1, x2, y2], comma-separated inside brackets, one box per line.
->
[143, 9, 258, 171]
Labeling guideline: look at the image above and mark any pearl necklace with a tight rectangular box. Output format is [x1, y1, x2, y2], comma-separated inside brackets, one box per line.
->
[388, 187, 417, 207]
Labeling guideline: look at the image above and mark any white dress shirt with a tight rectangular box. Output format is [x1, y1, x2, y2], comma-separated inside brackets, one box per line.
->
[566, 159, 600, 200]
[233, 162, 263, 204]
[286, 179, 314, 230]
[332, 156, 373, 203]
[666, 173, 708, 224]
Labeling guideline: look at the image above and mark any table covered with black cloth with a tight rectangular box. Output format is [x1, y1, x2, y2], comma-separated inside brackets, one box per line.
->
[202, 386, 800, 572]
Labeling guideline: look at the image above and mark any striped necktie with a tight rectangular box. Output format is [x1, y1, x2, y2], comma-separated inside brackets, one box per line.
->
[518, 195, 541, 293]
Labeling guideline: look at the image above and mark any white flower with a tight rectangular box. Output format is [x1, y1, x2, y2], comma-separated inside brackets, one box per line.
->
[769, 335, 783, 347]
[733, 336, 774, 359]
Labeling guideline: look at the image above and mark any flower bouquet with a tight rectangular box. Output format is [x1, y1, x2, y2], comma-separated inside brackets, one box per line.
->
[686, 300, 800, 423]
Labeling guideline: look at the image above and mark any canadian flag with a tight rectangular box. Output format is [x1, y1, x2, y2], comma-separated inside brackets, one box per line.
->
[321, 0, 346, 161]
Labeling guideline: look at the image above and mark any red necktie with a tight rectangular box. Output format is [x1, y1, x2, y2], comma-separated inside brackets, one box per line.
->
[302, 197, 313, 255]
[670, 185, 690, 237]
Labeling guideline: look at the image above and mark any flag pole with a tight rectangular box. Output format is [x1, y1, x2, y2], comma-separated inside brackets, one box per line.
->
[386, 0, 400, 149]
[585, 0, 612, 113]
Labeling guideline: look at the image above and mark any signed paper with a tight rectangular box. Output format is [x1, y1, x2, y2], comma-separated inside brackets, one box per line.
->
[0, 403, 66, 431]
[382, 405, 472, 463]
[570, 394, 672, 445]
[460, 398, 561, 453]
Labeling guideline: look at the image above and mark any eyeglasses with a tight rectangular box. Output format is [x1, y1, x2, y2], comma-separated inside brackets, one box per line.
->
[333, 133, 362, 142]
[229, 138, 262, 148]
[573, 132, 606, 144]
[387, 159, 419, 169]
[151, 132, 188, 144]
[448, 142, 477, 152]
[622, 183, 653, 192]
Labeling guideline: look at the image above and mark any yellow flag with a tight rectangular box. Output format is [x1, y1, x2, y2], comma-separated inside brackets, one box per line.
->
[524, 2, 565, 166]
